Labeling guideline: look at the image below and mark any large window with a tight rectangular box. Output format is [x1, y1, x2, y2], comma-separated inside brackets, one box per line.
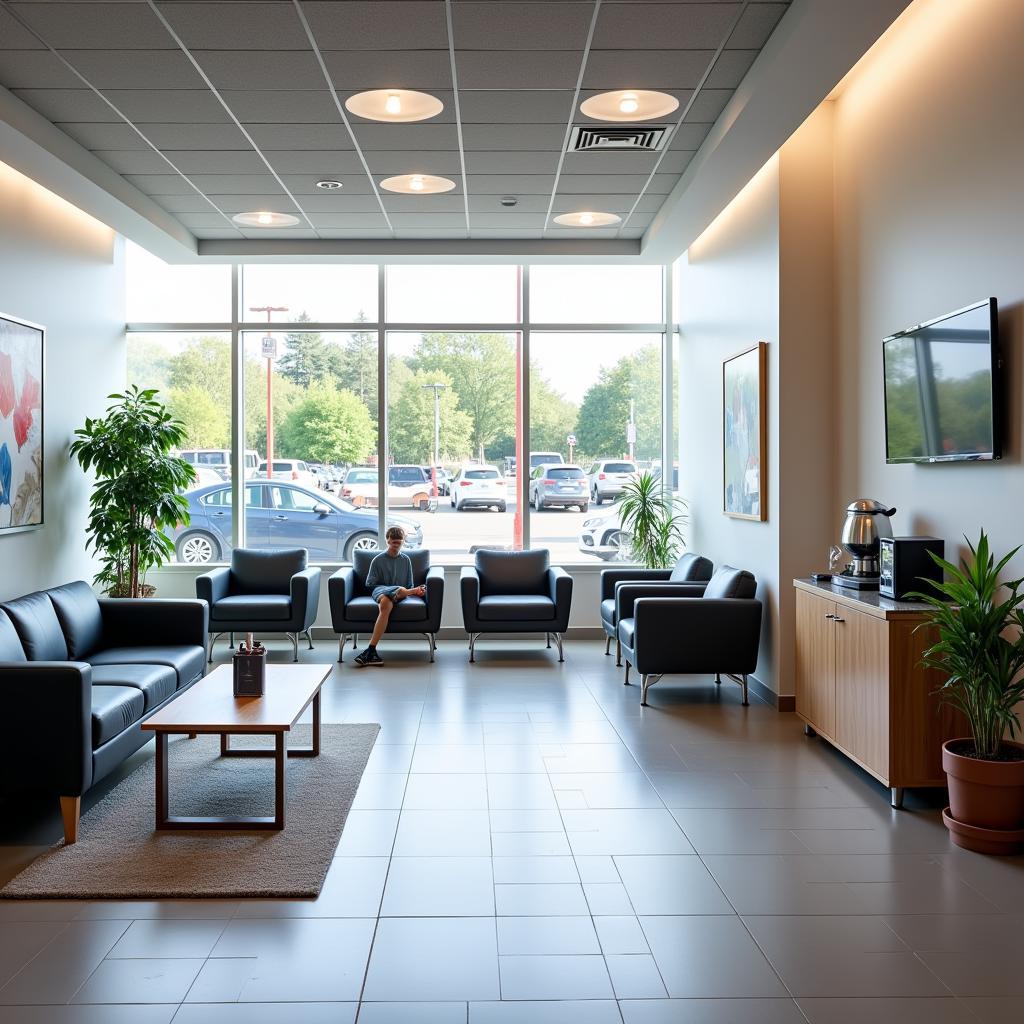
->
[125, 248, 667, 566]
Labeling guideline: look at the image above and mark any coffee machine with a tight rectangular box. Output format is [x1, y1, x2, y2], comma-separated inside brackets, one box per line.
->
[832, 499, 897, 591]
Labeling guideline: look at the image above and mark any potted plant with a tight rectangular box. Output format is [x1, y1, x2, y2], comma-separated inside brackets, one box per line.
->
[70, 387, 196, 598]
[911, 532, 1024, 854]
[617, 471, 687, 568]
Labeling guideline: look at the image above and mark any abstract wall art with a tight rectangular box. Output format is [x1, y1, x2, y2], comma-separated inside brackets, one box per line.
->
[723, 341, 766, 521]
[0, 312, 44, 534]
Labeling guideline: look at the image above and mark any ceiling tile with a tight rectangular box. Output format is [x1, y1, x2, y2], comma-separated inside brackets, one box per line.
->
[302, 1, 449, 50]
[456, 51, 581, 90]
[62, 122, 252, 152]
[0, 50, 87, 88]
[469, 195, 548, 213]
[6, 2, 177, 49]
[469, 229, 545, 239]
[219, 90, 340, 123]
[323, 51, 453, 91]
[280, 174, 378, 195]
[465, 151, 560, 175]
[125, 172, 281, 195]
[193, 229, 245, 239]
[305, 212, 391, 229]
[669, 122, 713, 149]
[561, 151, 661, 175]
[103, 89, 232, 123]
[458, 91, 574, 124]
[92, 150, 174, 175]
[175, 211, 241, 229]
[552, 194, 663, 214]
[365, 151, 463, 175]
[154, 195, 231, 215]
[452, 3, 594, 50]
[292, 194, 385, 213]
[242, 123, 351, 150]
[0, 8, 45, 49]
[239, 227, 319, 239]
[160, 151, 273, 174]
[583, 49, 715, 89]
[384, 193, 466, 213]
[705, 49, 758, 89]
[557, 173, 652, 194]
[647, 172, 684, 194]
[728, 2, 789, 49]
[57, 50, 205, 89]
[461, 124, 567, 151]
[171, 193, 309, 214]
[317, 229, 396, 239]
[265, 150, 368, 175]
[468, 174, 555, 194]
[12, 88, 120, 122]
[395, 229, 472, 239]
[593, 3, 741, 50]
[347, 123, 461, 151]
[158, 2, 312, 50]
[684, 88, 732, 121]
[196, 50, 327, 91]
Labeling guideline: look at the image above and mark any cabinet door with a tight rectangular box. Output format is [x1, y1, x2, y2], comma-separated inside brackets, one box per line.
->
[795, 590, 836, 736]
[834, 607, 890, 780]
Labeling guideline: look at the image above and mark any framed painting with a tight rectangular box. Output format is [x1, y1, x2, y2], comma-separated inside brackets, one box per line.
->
[0, 312, 44, 535]
[723, 341, 766, 521]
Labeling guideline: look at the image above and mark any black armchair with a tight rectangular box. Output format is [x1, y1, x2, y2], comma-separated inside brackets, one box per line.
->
[328, 548, 444, 662]
[600, 551, 713, 664]
[196, 548, 321, 662]
[617, 565, 762, 706]
[460, 549, 572, 662]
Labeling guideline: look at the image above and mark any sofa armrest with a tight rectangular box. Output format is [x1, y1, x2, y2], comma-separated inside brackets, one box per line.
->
[615, 582, 707, 621]
[291, 567, 322, 632]
[327, 566, 356, 622]
[547, 566, 573, 630]
[460, 566, 481, 629]
[99, 598, 209, 649]
[195, 566, 230, 607]
[600, 567, 671, 601]
[425, 565, 445, 632]
[0, 661, 93, 796]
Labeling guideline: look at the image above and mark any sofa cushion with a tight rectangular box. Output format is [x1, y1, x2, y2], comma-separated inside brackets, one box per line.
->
[669, 552, 714, 584]
[47, 581, 104, 659]
[704, 566, 757, 600]
[1, 591, 69, 662]
[617, 616, 635, 650]
[0, 609, 26, 662]
[92, 663, 177, 711]
[213, 594, 292, 622]
[345, 595, 428, 623]
[600, 598, 616, 628]
[89, 645, 206, 689]
[230, 548, 307, 595]
[353, 548, 429, 588]
[475, 549, 549, 596]
[91, 685, 146, 748]
[478, 594, 556, 622]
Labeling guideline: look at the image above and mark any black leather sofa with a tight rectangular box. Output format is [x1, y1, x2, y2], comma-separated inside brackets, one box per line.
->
[0, 581, 208, 844]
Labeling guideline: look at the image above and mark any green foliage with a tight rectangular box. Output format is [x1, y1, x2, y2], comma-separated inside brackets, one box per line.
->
[910, 532, 1024, 759]
[164, 385, 228, 448]
[277, 311, 331, 389]
[616, 472, 686, 569]
[276, 382, 376, 464]
[69, 387, 195, 597]
[529, 365, 578, 457]
[333, 311, 378, 420]
[388, 369, 473, 464]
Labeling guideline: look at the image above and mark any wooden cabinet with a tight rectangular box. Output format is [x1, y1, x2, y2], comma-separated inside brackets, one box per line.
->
[794, 579, 964, 807]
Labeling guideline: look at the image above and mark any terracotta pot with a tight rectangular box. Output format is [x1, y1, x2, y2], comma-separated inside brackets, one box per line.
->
[942, 739, 1024, 852]
[941, 808, 1024, 856]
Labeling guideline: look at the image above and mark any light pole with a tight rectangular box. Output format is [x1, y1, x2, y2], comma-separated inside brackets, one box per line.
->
[627, 398, 636, 461]
[421, 382, 447, 496]
[250, 305, 288, 478]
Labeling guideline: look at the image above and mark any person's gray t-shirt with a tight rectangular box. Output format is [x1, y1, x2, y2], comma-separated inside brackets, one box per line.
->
[366, 551, 414, 599]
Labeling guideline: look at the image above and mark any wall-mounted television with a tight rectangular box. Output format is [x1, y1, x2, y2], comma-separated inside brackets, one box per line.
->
[883, 298, 1001, 464]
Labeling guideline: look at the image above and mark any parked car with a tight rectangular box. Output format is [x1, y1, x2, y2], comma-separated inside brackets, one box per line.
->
[178, 448, 260, 480]
[185, 466, 224, 490]
[451, 464, 506, 511]
[337, 465, 433, 508]
[421, 466, 451, 496]
[529, 451, 564, 472]
[257, 459, 319, 490]
[169, 481, 422, 564]
[340, 467, 378, 506]
[577, 504, 631, 561]
[529, 463, 589, 512]
[587, 459, 638, 505]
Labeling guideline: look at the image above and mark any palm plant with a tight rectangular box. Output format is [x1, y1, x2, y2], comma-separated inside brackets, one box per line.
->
[910, 532, 1024, 759]
[616, 471, 687, 569]
[70, 387, 196, 598]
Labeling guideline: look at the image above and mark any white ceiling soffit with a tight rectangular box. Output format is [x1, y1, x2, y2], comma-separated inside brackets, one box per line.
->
[0, 0, 903, 262]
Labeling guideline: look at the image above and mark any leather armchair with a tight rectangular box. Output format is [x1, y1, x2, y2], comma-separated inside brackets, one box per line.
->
[617, 565, 762, 706]
[197, 548, 321, 662]
[600, 551, 713, 664]
[460, 549, 572, 662]
[328, 548, 444, 662]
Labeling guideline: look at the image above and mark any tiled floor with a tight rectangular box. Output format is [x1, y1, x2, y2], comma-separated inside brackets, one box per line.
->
[2, 637, 1023, 1023]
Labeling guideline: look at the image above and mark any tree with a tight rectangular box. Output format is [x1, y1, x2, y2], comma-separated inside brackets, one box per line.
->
[277, 311, 330, 389]
[276, 382, 376, 464]
[333, 310, 378, 419]
[388, 369, 473, 464]
[164, 386, 229, 448]
[411, 332, 515, 460]
[529, 365, 578, 458]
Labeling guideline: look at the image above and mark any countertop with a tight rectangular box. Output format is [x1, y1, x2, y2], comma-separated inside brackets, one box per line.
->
[793, 577, 937, 620]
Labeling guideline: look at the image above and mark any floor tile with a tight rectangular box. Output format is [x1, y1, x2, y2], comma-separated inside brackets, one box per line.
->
[618, 998, 806, 1023]
[496, 917, 600, 955]
[70, 958, 204, 1004]
[411, 745, 487, 774]
[573, 855, 620, 883]
[550, 773, 664, 809]
[235, 856, 389, 918]
[334, 810, 400, 856]
[498, 954, 614, 1000]
[614, 855, 733, 915]
[0, 1008, 178, 1024]
[351, 772, 409, 810]
[382, 857, 494, 916]
[356, 1003, 466, 1024]
[491, 832, 572, 857]
[393, 809, 491, 856]
[796, 997, 978, 1023]
[490, 809, 564, 833]
[582, 882, 635, 915]
[605, 953, 668, 998]
[172, 1005, 357, 1024]
[562, 809, 694, 856]
[494, 883, 589, 916]
[486, 775, 558, 811]
[492, 856, 579, 884]
[470, 1000, 622, 1024]
[594, 916, 650, 954]
[107, 919, 226, 959]
[403, 774, 488, 809]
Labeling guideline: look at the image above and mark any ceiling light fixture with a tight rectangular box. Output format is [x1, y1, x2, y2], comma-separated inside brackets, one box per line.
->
[379, 173, 456, 195]
[232, 211, 301, 228]
[345, 88, 444, 123]
[553, 211, 622, 228]
[315, 179, 343, 190]
[580, 89, 679, 122]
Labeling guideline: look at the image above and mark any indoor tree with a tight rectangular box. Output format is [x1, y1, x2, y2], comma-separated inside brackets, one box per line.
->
[70, 386, 196, 597]
[617, 471, 687, 568]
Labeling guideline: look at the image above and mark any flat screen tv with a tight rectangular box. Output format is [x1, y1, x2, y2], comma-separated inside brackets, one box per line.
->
[883, 298, 1001, 463]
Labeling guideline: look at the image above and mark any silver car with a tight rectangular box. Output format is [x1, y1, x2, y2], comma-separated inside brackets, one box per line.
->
[529, 464, 589, 512]
[587, 459, 637, 505]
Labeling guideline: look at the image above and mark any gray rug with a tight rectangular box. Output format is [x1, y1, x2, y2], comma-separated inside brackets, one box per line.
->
[0, 723, 379, 900]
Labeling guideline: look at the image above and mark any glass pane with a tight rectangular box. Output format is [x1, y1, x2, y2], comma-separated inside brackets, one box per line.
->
[385, 265, 520, 323]
[386, 331, 522, 565]
[529, 265, 663, 324]
[529, 333, 663, 564]
[242, 264, 378, 323]
[126, 331, 236, 564]
[126, 242, 230, 322]
[243, 329, 380, 562]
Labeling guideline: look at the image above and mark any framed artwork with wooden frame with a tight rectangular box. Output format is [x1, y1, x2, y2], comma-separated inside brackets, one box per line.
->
[722, 341, 766, 521]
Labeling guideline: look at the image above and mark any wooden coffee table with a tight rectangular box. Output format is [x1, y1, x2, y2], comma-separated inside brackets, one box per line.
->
[141, 663, 331, 831]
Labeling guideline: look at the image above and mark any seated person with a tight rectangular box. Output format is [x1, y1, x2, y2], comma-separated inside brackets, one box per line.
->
[354, 526, 426, 667]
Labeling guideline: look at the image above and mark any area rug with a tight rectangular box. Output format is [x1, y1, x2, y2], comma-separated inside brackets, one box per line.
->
[0, 723, 379, 900]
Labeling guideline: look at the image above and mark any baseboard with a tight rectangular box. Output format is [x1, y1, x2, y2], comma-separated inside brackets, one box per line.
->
[310, 626, 605, 641]
[747, 673, 796, 711]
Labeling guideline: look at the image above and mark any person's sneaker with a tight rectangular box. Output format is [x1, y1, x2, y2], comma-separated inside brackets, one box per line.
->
[354, 648, 372, 667]
[366, 648, 384, 666]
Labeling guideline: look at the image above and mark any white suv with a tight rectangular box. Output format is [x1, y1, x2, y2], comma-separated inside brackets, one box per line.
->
[451, 464, 506, 512]
[258, 459, 319, 490]
[587, 459, 637, 505]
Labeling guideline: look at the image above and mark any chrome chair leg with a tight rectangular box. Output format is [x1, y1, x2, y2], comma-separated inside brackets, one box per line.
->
[604, 634, 612, 656]
[229, 632, 235, 648]
[288, 632, 298, 662]
[640, 672, 662, 707]
[553, 632, 564, 662]
[428, 633, 436, 663]
[546, 632, 551, 649]
[615, 638, 622, 667]
[304, 629, 315, 650]
[624, 661, 630, 685]
[338, 636, 345, 663]
[207, 632, 226, 663]
[469, 632, 479, 663]
[353, 633, 358, 650]
[741, 673, 749, 706]
[714, 672, 722, 685]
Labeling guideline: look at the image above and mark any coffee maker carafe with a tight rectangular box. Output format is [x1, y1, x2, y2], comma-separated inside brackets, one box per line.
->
[833, 499, 897, 591]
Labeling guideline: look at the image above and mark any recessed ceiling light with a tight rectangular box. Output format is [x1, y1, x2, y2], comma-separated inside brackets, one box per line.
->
[345, 88, 444, 123]
[500, 196, 518, 207]
[232, 211, 301, 228]
[580, 89, 679, 122]
[315, 180, 344, 190]
[553, 211, 622, 228]
[379, 173, 456, 195]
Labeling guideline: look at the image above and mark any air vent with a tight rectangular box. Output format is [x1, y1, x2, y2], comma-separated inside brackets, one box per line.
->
[568, 124, 672, 152]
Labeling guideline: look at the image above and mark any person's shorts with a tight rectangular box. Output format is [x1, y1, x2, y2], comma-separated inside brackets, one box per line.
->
[372, 585, 404, 604]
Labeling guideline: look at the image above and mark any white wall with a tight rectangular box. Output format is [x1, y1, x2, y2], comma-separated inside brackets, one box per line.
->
[0, 159, 124, 600]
